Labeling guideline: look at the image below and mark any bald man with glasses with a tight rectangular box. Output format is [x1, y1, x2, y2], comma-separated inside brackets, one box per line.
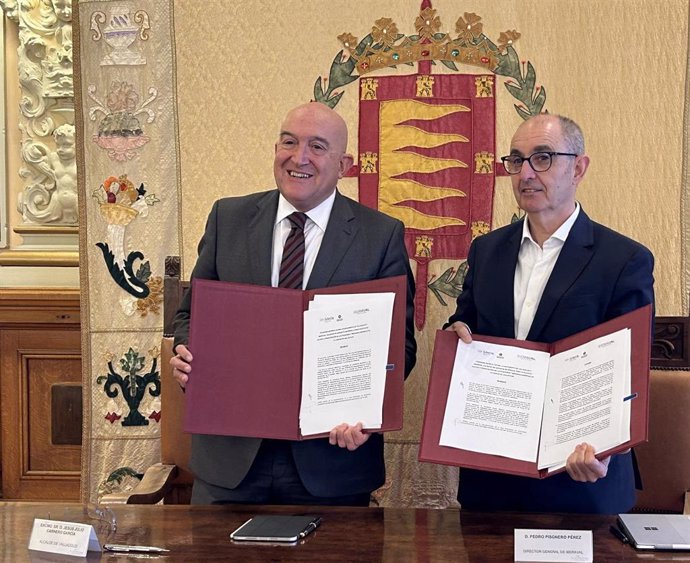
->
[445, 114, 654, 514]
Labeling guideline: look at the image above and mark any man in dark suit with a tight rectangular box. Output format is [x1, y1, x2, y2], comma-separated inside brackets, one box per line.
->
[171, 102, 416, 505]
[446, 114, 654, 514]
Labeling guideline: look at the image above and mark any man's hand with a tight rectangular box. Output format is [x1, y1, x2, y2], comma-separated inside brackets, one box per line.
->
[566, 442, 611, 482]
[170, 344, 193, 389]
[329, 422, 370, 451]
[447, 321, 473, 344]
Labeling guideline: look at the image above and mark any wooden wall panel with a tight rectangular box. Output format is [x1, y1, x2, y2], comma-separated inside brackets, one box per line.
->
[26, 356, 81, 472]
[0, 289, 81, 501]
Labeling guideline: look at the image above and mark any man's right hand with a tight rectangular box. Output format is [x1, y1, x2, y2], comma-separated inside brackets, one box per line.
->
[171, 344, 193, 389]
[447, 321, 473, 344]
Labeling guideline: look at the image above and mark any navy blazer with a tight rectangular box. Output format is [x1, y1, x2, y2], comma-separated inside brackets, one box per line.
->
[447, 209, 654, 514]
[174, 189, 417, 497]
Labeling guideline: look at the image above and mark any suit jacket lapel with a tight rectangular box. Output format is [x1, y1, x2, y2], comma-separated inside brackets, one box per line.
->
[493, 224, 523, 338]
[527, 210, 595, 340]
[307, 191, 357, 289]
[248, 191, 279, 285]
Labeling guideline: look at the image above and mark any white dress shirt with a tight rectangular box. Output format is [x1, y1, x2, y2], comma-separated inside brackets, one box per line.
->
[513, 203, 581, 339]
[271, 191, 336, 288]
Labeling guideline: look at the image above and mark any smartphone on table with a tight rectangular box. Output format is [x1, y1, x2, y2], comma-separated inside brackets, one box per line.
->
[230, 515, 322, 544]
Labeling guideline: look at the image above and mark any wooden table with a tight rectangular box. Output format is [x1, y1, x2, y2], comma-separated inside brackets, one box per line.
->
[0, 502, 683, 561]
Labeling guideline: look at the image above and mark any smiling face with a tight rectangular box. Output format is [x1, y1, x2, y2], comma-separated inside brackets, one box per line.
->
[510, 115, 589, 231]
[273, 103, 354, 212]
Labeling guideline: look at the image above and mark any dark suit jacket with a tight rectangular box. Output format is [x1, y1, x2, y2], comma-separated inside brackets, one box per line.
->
[174, 189, 417, 497]
[447, 209, 654, 514]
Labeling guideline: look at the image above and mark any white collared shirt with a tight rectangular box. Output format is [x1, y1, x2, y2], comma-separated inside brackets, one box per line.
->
[271, 191, 336, 288]
[513, 203, 581, 339]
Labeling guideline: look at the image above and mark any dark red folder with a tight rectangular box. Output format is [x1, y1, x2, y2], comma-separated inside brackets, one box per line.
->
[183, 276, 407, 439]
[419, 304, 652, 478]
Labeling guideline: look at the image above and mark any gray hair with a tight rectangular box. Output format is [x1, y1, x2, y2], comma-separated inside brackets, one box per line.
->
[524, 114, 585, 155]
[552, 114, 585, 155]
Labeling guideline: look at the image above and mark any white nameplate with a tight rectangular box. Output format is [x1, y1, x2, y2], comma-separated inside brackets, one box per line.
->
[28, 518, 102, 557]
[514, 529, 593, 562]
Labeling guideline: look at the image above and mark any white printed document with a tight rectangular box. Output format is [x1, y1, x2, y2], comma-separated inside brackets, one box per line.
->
[537, 329, 631, 469]
[439, 340, 551, 461]
[299, 292, 395, 436]
[419, 305, 651, 477]
[440, 329, 632, 468]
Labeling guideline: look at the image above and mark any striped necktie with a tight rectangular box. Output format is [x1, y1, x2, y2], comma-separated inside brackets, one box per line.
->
[278, 212, 307, 289]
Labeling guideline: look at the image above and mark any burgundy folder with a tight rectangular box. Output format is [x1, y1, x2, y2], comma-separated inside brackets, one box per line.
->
[419, 304, 652, 478]
[183, 276, 407, 439]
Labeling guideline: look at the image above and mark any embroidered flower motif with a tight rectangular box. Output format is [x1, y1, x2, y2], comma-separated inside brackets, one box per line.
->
[415, 8, 441, 39]
[455, 13, 483, 43]
[136, 276, 163, 317]
[337, 32, 358, 51]
[497, 30, 521, 52]
[371, 17, 398, 47]
[106, 81, 138, 112]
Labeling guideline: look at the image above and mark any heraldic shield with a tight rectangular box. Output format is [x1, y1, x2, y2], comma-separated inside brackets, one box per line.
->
[358, 73, 495, 329]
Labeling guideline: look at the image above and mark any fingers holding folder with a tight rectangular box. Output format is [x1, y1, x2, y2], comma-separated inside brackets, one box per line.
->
[446, 321, 473, 344]
[566, 443, 612, 483]
[171, 344, 193, 388]
[329, 422, 371, 451]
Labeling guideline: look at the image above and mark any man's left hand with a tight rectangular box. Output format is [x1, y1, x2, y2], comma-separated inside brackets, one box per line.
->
[329, 422, 370, 451]
[566, 442, 611, 482]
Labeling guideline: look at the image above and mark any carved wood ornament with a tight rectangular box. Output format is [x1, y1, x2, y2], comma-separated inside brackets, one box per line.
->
[1, 0, 77, 227]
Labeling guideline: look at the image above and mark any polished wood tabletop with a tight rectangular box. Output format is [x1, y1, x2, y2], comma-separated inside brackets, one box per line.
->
[0, 502, 684, 562]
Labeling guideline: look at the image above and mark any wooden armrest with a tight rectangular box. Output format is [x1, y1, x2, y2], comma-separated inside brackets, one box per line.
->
[684, 491, 690, 515]
[100, 463, 179, 505]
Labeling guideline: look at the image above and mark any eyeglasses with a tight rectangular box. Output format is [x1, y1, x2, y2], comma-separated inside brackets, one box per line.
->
[500, 151, 578, 175]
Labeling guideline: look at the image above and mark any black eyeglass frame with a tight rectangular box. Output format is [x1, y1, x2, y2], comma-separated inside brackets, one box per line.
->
[500, 151, 578, 175]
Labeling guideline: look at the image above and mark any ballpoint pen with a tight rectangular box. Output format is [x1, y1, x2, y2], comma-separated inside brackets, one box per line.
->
[299, 517, 322, 538]
[609, 524, 629, 545]
[104, 544, 170, 554]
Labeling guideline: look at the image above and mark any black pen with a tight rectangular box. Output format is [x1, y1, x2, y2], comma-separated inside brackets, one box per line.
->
[609, 524, 629, 544]
[104, 543, 170, 553]
[299, 517, 322, 538]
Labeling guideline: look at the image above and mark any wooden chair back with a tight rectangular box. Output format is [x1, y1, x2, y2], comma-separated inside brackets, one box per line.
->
[636, 318, 690, 513]
[159, 256, 193, 503]
[634, 370, 690, 513]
